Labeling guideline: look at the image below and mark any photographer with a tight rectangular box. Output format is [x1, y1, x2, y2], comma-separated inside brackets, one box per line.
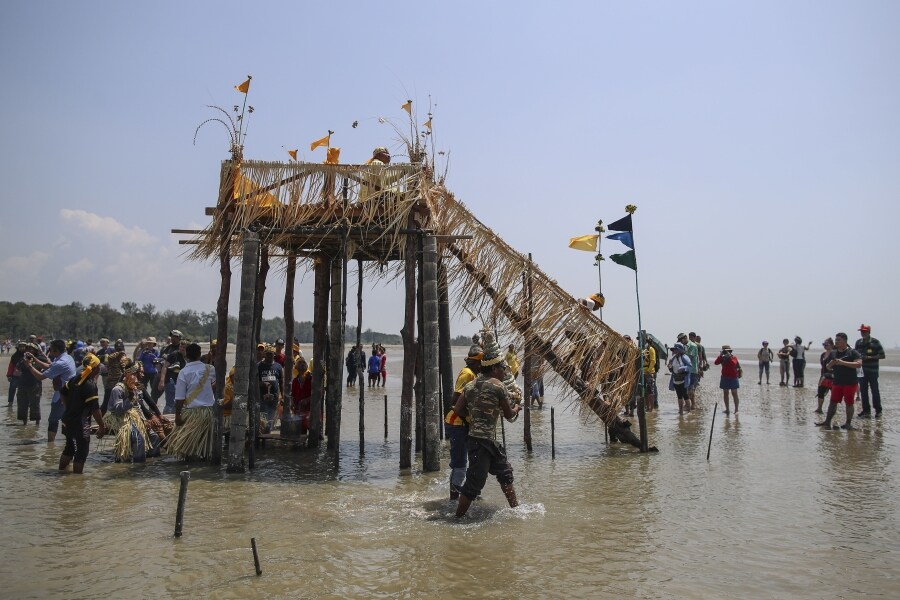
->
[714, 345, 741, 415]
[136, 337, 161, 407]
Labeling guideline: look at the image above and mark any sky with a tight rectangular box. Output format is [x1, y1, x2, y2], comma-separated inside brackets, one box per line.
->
[1, 1, 899, 349]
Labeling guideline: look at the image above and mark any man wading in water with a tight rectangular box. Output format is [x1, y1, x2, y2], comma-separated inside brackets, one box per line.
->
[454, 335, 522, 518]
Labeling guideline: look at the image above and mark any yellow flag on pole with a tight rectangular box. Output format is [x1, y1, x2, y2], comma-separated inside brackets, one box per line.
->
[568, 234, 599, 252]
[235, 77, 251, 94]
[423, 118, 432, 131]
[401, 100, 412, 114]
[310, 133, 331, 151]
[287, 149, 298, 161]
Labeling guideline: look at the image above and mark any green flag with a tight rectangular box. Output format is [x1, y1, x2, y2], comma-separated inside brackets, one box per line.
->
[610, 250, 637, 271]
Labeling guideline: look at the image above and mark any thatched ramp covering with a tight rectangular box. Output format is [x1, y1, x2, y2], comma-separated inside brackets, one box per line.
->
[185, 160, 640, 436]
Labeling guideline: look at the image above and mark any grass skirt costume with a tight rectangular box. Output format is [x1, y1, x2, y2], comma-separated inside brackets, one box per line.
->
[102, 382, 162, 462]
[165, 406, 215, 460]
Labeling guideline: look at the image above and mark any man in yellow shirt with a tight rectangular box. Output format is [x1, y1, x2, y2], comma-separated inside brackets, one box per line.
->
[444, 345, 482, 500]
[642, 338, 657, 413]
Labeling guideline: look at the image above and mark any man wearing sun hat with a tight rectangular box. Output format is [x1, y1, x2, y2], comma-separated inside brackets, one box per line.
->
[454, 331, 522, 518]
[854, 324, 885, 418]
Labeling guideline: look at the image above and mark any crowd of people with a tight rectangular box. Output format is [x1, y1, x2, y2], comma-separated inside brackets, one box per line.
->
[3, 329, 327, 473]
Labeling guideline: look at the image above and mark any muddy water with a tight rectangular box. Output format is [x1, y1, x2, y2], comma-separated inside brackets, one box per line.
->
[1, 347, 899, 599]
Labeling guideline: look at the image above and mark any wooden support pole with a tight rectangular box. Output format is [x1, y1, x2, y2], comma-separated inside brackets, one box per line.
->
[522, 254, 533, 452]
[422, 235, 440, 472]
[415, 234, 425, 456]
[384, 394, 388, 439]
[309, 254, 330, 448]
[357, 258, 365, 450]
[174, 470, 190, 537]
[399, 220, 416, 470]
[551, 407, 556, 459]
[228, 230, 260, 473]
[250, 538, 262, 576]
[707, 403, 718, 461]
[214, 161, 234, 402]
[438, 259, 454, 418]
[326, 254, 344, 452]
[251, 243, 269, 454]
[283, 252, 296, 419]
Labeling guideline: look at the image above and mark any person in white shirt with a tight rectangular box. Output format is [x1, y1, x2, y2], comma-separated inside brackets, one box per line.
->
[165, 342, 217, 459]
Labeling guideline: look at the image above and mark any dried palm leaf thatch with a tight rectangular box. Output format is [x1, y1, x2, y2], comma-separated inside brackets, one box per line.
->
[113, 408, 151, 462]
[98, 412, 123, 452]
[187, 160, 424, 265]
[165, 406, 215, 460]
[419, 179, 640, 424]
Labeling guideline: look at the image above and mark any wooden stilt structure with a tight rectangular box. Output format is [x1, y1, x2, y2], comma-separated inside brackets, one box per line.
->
[357, 258, 365, 450]
[178, 154, 647, 472]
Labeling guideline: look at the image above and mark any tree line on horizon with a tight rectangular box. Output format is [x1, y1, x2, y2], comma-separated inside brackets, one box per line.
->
[0, 301, 474, 346]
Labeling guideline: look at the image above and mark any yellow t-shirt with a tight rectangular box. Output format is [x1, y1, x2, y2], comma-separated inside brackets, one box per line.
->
[505, 351, 520, 378]
[445, 367, 477, 425]
[643, 346, 657, 375]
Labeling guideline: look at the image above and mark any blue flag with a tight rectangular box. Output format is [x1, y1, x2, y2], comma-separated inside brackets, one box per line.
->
[606, 231, 634, 249]
[607, 214, 633, 232]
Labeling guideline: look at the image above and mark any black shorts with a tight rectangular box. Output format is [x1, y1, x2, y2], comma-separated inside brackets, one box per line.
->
[62, 420, 91, 463]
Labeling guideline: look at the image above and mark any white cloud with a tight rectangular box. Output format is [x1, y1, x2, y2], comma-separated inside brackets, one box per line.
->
[0, 251, 51, 289]
[59, 258, 95, 282]
[59, 209, 156, 246]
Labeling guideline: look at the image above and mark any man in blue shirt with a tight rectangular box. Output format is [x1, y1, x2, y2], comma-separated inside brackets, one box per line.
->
[21, 339, 77, 441]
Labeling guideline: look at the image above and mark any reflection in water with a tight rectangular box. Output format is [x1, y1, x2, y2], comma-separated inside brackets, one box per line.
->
[1, 350, 900, 598]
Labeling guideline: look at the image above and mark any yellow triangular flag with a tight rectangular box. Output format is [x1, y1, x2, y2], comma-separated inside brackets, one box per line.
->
[287, 149, 298, 161]
[325, 147, 341, 165]
[423, 118, 432, 131]
[568, 234, 599, 252]
[310, 133, 330, 151]
[401, 100, 412, 114]
[235, 77, 251, 94]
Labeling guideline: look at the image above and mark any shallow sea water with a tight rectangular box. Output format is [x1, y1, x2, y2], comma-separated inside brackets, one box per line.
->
[1, 347, 899, 599]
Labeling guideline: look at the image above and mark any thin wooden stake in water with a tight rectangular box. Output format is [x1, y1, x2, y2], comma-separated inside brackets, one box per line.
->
[551, 407, 556, 459]
[174, 470, 190, 537]
[707, 403, 718, 461]
[251, 537, 262, 576]
[384, 395, 388, 439]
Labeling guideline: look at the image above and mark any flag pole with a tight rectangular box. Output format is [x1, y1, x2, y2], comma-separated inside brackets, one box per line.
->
[626, 206, 649, 453]
[237, 75, 252, 146]
[594, 220, 604, 321]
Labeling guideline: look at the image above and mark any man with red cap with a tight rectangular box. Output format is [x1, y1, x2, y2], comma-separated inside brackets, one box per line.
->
[854, 324, 885, 418]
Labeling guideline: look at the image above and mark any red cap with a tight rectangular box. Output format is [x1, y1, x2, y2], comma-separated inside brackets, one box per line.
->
[859, 324, 871, 332]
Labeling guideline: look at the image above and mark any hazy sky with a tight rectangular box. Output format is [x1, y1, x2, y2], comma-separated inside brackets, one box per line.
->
[2, 1, 898, 348]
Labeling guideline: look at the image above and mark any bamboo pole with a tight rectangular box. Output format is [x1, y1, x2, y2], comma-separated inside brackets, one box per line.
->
[422, 235, 440, 471]
[228, 229, 260, 472]
[399, 218, 417, 470]
[309, 254, 330, 448]
[551, 407, 556, 459]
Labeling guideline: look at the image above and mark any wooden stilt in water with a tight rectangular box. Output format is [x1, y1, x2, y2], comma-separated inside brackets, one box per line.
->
[384, 394, 388, 439]
[283, 251, 296, 424]
[707, 403, 718, 461]
[399, 218, 416, 470]
[228, 229, 260, 473]
[551, 407, 556, 459]
[250, 537, 262, 576]
[174, 470, 190, 537]
[309, 254, 330, 448]
[437, 258, 453, 441]
[415, 232, 424, 456]
[522, 254, 533, 452]
[326, 254, 344, 452]
[422, 235, 440, 472]
[357, 258, 365, 451]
